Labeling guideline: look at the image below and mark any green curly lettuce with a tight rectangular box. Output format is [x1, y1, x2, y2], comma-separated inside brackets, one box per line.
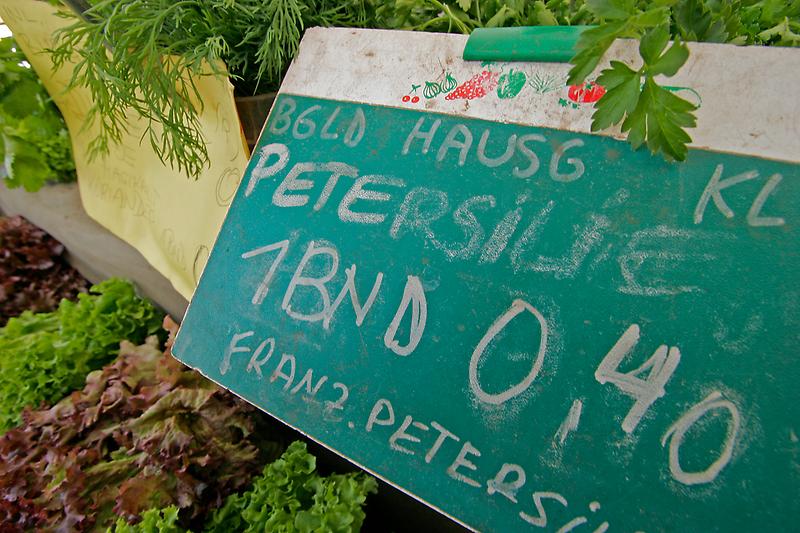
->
[205, 441, 377, 533]
[109, 506, 185, 533]
[0, 277, 162, 432]
[106, 505, 186, 533]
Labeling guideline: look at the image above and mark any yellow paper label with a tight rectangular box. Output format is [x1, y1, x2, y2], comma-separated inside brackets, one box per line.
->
[0, 0, 249, 301]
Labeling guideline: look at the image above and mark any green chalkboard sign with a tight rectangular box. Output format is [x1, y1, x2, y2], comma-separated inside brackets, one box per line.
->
[174, 94, 799, 532]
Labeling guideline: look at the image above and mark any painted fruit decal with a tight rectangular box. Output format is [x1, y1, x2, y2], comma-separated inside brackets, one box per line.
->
[401, 83, 421, 104]
[497, 69, 527, 99]
[445, 71, 499, 100]
[567, 81, 606, 104]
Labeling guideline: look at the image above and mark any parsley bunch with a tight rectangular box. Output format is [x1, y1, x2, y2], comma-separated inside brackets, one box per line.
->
[48, 0, 799, 170]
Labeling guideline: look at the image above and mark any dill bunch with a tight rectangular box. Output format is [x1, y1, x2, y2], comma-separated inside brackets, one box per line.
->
[50, 0, 372, 178]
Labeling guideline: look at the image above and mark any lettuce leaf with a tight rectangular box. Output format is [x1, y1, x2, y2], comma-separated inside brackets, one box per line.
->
[109, 506, 184, 533]
[205, 441, 377, 533]
[0, 318, 283, 531]
[0, 277, 162, 432]
[0, 37, 76, 192]
[0, 215, 90, 325]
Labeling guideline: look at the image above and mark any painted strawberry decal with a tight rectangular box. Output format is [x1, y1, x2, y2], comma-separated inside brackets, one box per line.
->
[445, 70, 499, 100]
[567, 80, 606, 104]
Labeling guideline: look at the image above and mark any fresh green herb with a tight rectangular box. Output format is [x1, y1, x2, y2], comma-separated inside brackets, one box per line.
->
[0, 277, 162, 432]
[205, 441, 377, 533]
[49, 0, 372, 178]
[372, 0, 596, 32]
[0, 36, 75, 191]
[49, 1, 799, 167]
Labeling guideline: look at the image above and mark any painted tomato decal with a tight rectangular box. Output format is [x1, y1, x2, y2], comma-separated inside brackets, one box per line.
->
[567, 81, 606, 104]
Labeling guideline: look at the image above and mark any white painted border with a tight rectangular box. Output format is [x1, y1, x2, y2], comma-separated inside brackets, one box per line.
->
[281, 27, 800, 164]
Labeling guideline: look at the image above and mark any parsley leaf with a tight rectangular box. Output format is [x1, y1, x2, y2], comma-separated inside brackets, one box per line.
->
[586, 0, 636, 21]
[591, 61, 641, 131]
[568, 20, 628, 85]
[622, 77, 696, 161]
[639, 24, 671, 64]
[650, 38, 691, 76]
[456, 0, 472, 12]
[573, 14, 696, 161]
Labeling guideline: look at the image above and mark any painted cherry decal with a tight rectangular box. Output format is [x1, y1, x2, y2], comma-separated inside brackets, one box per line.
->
[402, 84, 423, 104]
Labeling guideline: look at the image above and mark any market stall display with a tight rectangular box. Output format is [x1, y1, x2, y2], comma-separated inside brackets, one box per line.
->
[0, 2, 797, 532]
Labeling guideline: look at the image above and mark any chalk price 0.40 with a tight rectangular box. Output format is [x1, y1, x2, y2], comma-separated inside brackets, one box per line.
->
[471, 298, 741, 487]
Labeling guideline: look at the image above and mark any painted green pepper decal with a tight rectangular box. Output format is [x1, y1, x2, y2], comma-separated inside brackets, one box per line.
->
[496, 69, 526, 99]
